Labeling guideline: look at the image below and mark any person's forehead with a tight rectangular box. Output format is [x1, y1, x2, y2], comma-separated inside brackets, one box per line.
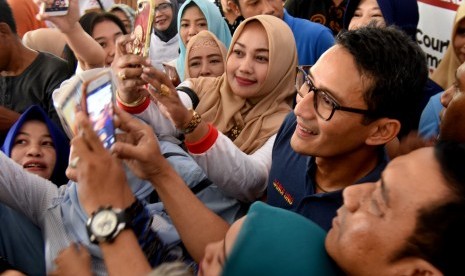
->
[17, 120, 51, 138]
[383, 147, 449, 208]
[310, 45, 369, 103]
[20, 120, 47, 130]
[357, 0, 380, 9]
[155, 0, 171, 5]
[240, 0, 280, 6]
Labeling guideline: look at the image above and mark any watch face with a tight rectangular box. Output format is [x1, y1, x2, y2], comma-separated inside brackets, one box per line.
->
[91, 209, 118, 237]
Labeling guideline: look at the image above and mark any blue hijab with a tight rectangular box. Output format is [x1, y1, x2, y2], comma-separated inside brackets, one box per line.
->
[1, 105, 70, 186]
[343, 0, 419, 41]
[176, 0, 231, 81]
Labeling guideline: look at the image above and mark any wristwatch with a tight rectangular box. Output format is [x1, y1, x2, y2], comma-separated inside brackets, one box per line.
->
[180, 108, 202, 134]
[86, 205, 132, 244]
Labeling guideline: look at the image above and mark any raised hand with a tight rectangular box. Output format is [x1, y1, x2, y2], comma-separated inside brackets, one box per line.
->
[112, 35, 150, 104]
[35, 0, 80, 33]
[71, 111, 134, 215]
[110, 107, 171, 181]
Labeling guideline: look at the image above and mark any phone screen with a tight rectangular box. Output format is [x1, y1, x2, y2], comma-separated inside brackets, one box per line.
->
[86, 81, 116, 149]
[44, 0, 69, 13]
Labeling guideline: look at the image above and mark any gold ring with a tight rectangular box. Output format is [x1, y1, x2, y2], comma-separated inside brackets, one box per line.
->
[160, 84, 171, 97]
[118, 71, 127, 81]
[69, 156, 80, 169]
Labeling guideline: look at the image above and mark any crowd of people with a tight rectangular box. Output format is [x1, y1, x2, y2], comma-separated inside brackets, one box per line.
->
[1, 0, 465, 275]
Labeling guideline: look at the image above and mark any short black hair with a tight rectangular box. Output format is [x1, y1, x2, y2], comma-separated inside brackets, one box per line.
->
[393, 141, 465, 274]
[336, 25, 428, 137]
[0, 0, 17, 34]
[79, 11, 127, 37]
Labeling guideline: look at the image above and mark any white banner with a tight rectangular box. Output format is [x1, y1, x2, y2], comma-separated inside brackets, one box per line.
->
[417, 0, 460, 72]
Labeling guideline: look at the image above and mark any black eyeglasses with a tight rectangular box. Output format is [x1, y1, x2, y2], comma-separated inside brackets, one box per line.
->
[295, 66, 372, 121]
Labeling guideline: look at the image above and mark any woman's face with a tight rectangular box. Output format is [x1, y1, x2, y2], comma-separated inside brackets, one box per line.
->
[188, 38, 225, 78]
[92, 20, 124, 66]
[454, 19, 465, 63]
[154, 0, 173, 32]
[11, 120, 56, 180]
[226, 21, 269, 99]
[348, 0, 386, 30]
[179, 5, 208, 45]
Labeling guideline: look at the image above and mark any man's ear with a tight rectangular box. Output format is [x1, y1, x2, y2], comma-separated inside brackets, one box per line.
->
[365, 118, 401, 146]
[227, 0, 241, 16]
[392, 258, 443, 276]
[0, 22, 15, 43]
[0, 22, 12, 36]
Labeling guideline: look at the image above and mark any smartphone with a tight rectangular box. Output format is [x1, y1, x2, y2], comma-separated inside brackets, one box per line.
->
[40, 0, 69, 16]
[59, 82, 83, 138]
[54, 77, 84, 139]
[82, 71, 116, 149]
[131, 0, 155, 57]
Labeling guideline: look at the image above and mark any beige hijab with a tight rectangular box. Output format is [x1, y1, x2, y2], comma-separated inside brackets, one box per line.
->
[184, 30, 228, 79]
[431, 3, 465, 90]
[188, 15, 297, 154]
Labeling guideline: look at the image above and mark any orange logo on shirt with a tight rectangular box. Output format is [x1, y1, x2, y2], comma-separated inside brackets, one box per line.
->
[273, 180, 294, 205]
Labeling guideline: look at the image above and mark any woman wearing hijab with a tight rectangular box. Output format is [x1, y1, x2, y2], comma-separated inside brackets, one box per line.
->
[343, 0, 418, 40]
[149, 0, 180, 70]
[175, 0, 231, 81]
[116, 15, 297, 202]
[418, 2, 465, 139]
[430, 3, 465, 90]
[110, 3, 136, 33]
[0, 105, 69, 275]
[184, 30, 227, 78]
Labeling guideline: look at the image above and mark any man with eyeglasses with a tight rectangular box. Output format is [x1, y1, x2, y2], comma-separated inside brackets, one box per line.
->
[266, 25, 428, 231]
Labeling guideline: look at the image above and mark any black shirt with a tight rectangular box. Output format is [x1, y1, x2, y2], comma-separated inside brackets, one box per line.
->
[0, 52, 71, 142]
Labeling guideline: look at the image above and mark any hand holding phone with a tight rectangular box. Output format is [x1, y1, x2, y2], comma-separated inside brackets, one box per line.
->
[81, 71, 116, 149]
[40, 0, 69, 16]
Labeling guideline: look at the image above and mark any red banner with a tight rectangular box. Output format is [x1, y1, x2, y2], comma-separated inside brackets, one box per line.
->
[418, 0, 460, 11]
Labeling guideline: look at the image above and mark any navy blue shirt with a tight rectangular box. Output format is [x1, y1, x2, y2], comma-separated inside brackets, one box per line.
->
[267, 112, 387, 231]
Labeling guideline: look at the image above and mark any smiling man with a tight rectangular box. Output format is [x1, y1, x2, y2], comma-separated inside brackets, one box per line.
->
[324, 141, 465, 275]
[200, 142, 465, 275]
[266, 25, 428, 231]
[84, 109, 465, 275]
